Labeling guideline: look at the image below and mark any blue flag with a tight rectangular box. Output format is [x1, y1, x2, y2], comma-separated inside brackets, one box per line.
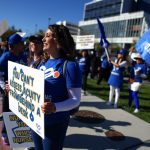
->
[135, 29, 150, 66]
[96, 18, 109, 48]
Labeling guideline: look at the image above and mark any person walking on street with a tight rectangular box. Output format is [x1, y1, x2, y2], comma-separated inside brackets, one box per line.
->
[78, 50, 90, 96]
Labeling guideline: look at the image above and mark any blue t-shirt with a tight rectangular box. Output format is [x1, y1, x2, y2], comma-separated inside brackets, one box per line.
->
[130, 63, 147, 83]
[108, 60, 126, 88]
[0, 51, 27, 81]
[29, 59, 42, 69]
[78, 57, 90, 74]
[101, 57, 110, 69]
[39, 58, 82, 124]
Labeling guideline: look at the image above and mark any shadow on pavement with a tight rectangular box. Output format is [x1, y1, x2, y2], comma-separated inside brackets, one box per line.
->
[64, 133, 144, 150]
[80, 101, 122, 109]
[69, 117, 131, 132]
[130, 140, 150, 150]
[64, 117, 138, 150]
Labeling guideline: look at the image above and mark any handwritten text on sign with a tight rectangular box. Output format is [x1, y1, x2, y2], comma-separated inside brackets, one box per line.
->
[3, 112, 34, 148]
[8, 61, 45, 139]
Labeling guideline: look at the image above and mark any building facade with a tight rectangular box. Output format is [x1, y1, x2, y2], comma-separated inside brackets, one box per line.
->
[56, 21, 80, 35]
[79, 0, 150, 48]
[84, 0, 134, 21]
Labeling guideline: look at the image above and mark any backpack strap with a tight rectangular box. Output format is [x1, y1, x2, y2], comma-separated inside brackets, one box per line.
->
[63, 60, 68, 77]
[32, 59, 42, 68]
[62, 60, 79, 115]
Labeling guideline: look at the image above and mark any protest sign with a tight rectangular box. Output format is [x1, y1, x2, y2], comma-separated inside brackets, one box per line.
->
[8, 61, 45, 139]
[76, 35, 95, 49]
[3, 112, 34, 148]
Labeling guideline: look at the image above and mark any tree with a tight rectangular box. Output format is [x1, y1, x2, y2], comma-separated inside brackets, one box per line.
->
[37, 29, 44, 36]
[1, 26, 22, 41]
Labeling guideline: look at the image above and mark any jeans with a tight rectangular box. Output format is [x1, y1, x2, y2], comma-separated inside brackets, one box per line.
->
[31, 120, 69, 150]
[81, 73, 88, 92]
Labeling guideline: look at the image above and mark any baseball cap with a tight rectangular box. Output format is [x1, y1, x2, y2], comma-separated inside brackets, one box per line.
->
[8, 33, 26, 45]
[131, 53, 142, 61]
[117, 49, 127, 56]
[134, 54, 142, 60]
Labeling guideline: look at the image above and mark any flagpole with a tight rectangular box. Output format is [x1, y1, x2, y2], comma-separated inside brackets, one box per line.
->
[102, 39, 110, 60]
[104, 47, 110, 60]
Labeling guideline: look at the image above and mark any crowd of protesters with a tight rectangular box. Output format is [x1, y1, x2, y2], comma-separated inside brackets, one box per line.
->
[0, 27, 149, 149]
[75, 47, 148, 113]
[0, 25, 82, 150]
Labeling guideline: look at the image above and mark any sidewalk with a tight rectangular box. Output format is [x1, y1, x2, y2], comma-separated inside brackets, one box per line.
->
[0, 93, 150, 150]
[64, 94, 150, 150]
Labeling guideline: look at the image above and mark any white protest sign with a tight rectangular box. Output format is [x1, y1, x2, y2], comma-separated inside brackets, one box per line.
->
[0, 20, 9, 36]
[8, 61, 45, 139]
[76, 35, 95, 50]
[3, 112, 34, 148]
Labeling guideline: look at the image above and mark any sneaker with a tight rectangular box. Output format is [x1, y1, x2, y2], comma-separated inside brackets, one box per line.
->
[114, 104, 118, 109]
[24, 147, 35, 150]
[106, 101, 112, 106]
[133, 108, 140, 113]
[1, 136, 9, 145]
[81, 93, 84, 96]
[82, 91, 87, 96]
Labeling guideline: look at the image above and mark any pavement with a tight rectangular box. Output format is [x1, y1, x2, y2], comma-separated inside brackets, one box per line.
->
[0, 93, 150, 150]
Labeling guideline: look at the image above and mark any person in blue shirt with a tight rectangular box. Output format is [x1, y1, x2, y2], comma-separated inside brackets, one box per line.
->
[0, 33, 27, 110]
[0, 33, 27, 145]
[97, 53, 112, 85]
[24, 35, 45, 150]
[107, 49, 127, 108]
[78, 50, 90, 95]
[0, 41, 8, 57]
[30, 24, 82, 150]
[90, 50, 99, 79]
[128, 54, 147, 113]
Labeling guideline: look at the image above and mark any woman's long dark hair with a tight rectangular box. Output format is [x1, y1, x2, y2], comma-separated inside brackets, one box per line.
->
[28, 35, 49, 65]
[48, 24, 75, 60]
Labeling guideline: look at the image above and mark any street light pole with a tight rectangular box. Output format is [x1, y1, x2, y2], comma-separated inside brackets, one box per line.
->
[35, 24, 38, 33]
[48, 18, 51, 26]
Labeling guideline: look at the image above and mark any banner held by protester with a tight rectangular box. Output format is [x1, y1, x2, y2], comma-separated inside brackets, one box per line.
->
[8, 61, 45, 139]
[135, 29, 150, 66]
[3, 112, 34, 148]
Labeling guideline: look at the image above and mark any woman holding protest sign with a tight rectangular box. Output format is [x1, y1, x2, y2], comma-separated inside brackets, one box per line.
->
[24, 35, 44, 150]
[30, 24, 81, 150]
